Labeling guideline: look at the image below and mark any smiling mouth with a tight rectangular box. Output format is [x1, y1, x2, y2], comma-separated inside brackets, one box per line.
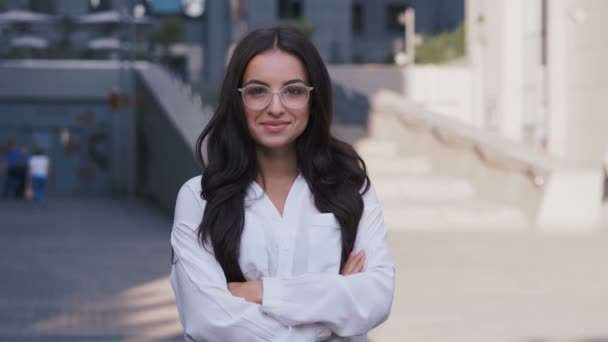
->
[261, 121, 289, 127]
[260, 121, 289, 132]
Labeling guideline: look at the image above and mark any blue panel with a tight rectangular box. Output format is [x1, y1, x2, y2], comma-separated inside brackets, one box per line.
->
[0, 102, 113, 195]
[148, 0, 183, 14]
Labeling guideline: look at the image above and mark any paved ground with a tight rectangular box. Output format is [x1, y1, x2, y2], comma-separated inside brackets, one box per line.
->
[371, 228, 608, 342]
[2, 197, 607, 342]
[0, 196, 182, 342]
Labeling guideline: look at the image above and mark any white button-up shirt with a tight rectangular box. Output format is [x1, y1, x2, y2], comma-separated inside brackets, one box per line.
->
[170, 174, 395, 341]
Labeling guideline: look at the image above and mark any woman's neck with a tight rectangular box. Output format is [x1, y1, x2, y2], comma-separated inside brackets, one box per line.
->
[256, 145, 299, 181]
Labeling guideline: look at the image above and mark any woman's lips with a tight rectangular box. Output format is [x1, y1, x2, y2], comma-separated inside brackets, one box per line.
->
[260, 121, 289, 133]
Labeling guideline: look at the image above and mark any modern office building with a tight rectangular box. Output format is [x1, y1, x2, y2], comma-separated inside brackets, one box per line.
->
[0, 0, 464, 67]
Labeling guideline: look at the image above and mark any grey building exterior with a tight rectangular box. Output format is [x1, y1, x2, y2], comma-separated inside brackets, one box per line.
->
[0, 0, 462, 195]
[245, 0, 464, 64]
[1, 0, 464, 68]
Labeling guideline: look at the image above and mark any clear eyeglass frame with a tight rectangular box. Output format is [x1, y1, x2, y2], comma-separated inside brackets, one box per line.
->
[237, 83, 314, 110]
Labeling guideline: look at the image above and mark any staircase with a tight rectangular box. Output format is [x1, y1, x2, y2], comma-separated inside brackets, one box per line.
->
[333, 110, 530, 232]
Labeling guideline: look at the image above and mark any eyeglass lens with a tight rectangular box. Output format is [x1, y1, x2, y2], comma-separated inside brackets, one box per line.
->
[242, 85, 310, 109]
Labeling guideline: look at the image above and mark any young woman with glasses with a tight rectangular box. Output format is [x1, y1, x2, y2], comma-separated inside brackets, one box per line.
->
[170, 26, 395, 341]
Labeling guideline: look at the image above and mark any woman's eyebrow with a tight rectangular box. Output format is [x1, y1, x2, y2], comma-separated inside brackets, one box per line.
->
[283, 79, 307, 85]
[243, 80, 269, 86]
[242, 79, 307, 86]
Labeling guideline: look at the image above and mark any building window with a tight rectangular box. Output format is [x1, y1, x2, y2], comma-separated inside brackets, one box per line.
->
[89, 0, 112, 12]
[29, 0, 56, 14]
[386, 4, 410, 33]
[352, 3, 364, 35]
[278, 0, 302, 19]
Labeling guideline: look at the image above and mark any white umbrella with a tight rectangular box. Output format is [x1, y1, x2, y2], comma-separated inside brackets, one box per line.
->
[75, 10, 152, 25]
[0, 9, 56, 24]
[11, 35, 49, 49]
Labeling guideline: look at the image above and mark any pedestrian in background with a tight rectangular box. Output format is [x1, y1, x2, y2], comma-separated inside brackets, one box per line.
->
[27, 147, 50, 207]
[1, 141, 21, 199]
[14, 145, 30, 199]
[170, 26, 395, 341]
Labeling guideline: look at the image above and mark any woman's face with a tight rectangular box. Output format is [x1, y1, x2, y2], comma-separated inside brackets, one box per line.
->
[241, 49, 310, 153]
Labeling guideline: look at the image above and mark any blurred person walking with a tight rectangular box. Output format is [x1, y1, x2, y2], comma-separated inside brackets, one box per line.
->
[27, 147, 50, 207]
[14, 145, 30, 199]
[1, 141, 22, 199]
[170, 27, 395, 341]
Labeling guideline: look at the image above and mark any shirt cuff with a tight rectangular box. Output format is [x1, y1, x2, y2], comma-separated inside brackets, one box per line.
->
[261, 277, 285, 316]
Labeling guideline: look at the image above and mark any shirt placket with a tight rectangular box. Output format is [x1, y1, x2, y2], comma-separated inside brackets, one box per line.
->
[276, 217, 295, 277]
[274, 177, 302, 277]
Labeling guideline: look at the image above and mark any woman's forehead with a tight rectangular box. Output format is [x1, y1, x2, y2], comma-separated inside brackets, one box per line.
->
[243, 49, 307, 84]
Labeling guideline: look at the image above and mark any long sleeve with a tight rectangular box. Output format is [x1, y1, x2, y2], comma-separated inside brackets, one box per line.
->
[260, 186, 396, 337]
[170, 180, 332, 342]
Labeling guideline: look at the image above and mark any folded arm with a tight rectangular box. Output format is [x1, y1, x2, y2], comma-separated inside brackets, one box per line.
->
[260, 188, 396, 337]
[171, 183, 331, 342]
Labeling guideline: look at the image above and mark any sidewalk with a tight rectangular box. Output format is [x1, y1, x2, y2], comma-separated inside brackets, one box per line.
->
[371, 229, 608, 342]
[0, 196, 182, 341]
[2, 196, 607, 342]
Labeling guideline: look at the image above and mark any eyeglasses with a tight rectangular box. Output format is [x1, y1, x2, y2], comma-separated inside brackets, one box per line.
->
[237, 84, 314, 110]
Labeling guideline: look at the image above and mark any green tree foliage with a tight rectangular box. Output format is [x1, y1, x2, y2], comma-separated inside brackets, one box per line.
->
[151, 18, 183, 48]
[278, 18, 314, 41]
[415, 23, 465, 64]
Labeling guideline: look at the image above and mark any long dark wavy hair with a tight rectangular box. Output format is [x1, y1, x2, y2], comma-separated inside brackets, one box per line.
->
[195, 26, 370, 282]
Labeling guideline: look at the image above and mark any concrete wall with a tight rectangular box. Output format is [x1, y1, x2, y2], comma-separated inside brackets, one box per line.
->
[0, 102, 114, 194]
[465, 0, 608, 229]
[136, 75, 200, 214]
[0, 60, 133, 194]
[0, 60, 209, 210]
[547, 0, 608, 167]
[406, 65, 473, 124]
[137, 63, 211, 213]
[467, 0, 525, 138]
[533, 0, 608, 230]
[468, 0, 608, 166]
[0, 60, 123, 101]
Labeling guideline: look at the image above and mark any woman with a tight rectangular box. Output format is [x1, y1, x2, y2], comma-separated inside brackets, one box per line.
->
[170, 26, 395, 341]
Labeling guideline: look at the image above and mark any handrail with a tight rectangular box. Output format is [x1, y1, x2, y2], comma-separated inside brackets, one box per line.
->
[374, 91, 555, 188]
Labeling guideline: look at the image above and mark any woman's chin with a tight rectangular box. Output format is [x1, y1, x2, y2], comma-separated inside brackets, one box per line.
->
[255, 137, 295, 152]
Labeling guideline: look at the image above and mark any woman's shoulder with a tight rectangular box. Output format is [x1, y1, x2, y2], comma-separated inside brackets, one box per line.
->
[362, 179, 380, 206]
[176, 175, 204, 202]
[181, 175, 202, 192]
[175, 175, 206, 212]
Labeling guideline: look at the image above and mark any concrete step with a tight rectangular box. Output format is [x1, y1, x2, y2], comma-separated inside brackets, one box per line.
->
[365, 156, 433, 178]
[368, 110, 409, 139]
[373, 177, 476, 202]
[381, 200, 530, 232]
[354, 139, 400, 159]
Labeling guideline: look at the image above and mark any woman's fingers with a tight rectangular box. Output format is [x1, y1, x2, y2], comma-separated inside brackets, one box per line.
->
[341, 252, 357, 275]
[353, 250, 366, 273]
[340, 254, 352, 275]
[341, 250, 366, 275]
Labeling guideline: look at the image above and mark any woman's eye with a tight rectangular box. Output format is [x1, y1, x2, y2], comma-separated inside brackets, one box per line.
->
[284, 86, 304, 96]
[247, 87, 268, 96]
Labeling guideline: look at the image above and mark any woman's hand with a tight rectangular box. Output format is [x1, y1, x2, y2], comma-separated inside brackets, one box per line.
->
[341, 250, 366, 276]
[228, 280, 263, 304]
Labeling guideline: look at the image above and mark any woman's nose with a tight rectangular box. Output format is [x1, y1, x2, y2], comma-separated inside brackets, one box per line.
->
[267, 92, 284, 115]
